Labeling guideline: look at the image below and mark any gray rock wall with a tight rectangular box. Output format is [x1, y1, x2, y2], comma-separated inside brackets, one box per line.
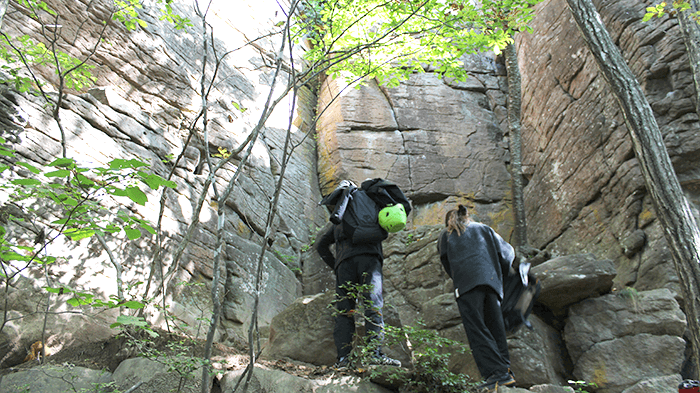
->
[0, 0, 323, 362]
[517, 0, 700, 292]
[316, 56, 515, 235]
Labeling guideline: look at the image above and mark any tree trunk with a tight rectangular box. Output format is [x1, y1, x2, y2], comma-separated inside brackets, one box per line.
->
[677, 0, 700, 116]
[0, 0, 7, 30]
[566, 0, 700, 378]
[503, 42, 529, 256]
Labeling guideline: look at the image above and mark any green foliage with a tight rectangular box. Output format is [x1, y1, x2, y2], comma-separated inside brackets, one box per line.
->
[1, 0, 191, 96]
[643, 1, 700, 22]
[405, 232, 415, 245]
[568, 380, 598, 393]
[113, 0, 192, 30]
[332, 282, 473, 392]
[15, 0, 56, 18]
[111, 315, 159, 337]
[1, 152, 173, 245]
[294, 0, 542, 87]
[0, 34, 96, 93]
[232, 101, 248, 113]
[126, 335, 227, 392]
[384, 323, 473, 393]
[0, 137, 173, 328]
[212, 147, 232, 159]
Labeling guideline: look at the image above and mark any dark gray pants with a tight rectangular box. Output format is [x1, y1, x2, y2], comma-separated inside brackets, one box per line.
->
[457, 285, 510, 379]
[334, 254, 384, 360]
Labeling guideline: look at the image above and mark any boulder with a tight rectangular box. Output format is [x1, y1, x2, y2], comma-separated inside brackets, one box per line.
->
[263, 291, 337, 366]
[564, 289, 687, 392]
[0, 365, 112, 393]
[507, 315, 568, 387]
[220, 367, 316, 393]
[528, 385, 575, 393]
[572, 334, 685, 393]
[564, 288, 687, 363]
[262, 291, 411, 367]
[531, 254, 616, 312]
[0, 276, 116, 368]
[620, 375, 682, 393]
[220, 367, 394, 393]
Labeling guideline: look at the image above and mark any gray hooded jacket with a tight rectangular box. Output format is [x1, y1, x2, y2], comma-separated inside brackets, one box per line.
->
[438, 222, 514, 300]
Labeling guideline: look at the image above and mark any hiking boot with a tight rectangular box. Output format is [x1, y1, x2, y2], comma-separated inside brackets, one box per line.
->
[477, 370, 516, 392]
[369, 354, 401, 367]
[333, 356, 350, 370]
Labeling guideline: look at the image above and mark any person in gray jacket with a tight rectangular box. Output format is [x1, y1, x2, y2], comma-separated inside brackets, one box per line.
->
[437, 204, 516, 391]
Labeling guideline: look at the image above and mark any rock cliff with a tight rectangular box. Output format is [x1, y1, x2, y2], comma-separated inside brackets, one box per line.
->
[0, 0, 699, 391]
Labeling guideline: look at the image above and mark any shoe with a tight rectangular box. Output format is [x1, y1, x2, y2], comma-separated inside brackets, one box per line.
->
[333, 356, 350, 370]
[368, 354, 401, 367]
[477, 370, 516, 391]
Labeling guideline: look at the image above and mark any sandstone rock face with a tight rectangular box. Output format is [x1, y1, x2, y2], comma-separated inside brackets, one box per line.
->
[1, 0, 697, 389]
[0, 365, 113, 393]
[620, 375, 683, 393]
[518, 0, 700, 293]
[564, 289, 687, 392]
[263, 291, 337, 366]
[316, 56, 515, 233]
[507, 316, 568, 387]
[0, 0, 320, 358]
[531, 253, 616, 313]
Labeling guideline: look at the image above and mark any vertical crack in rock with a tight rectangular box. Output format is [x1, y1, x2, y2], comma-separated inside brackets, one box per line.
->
[376, 79, 414, 189]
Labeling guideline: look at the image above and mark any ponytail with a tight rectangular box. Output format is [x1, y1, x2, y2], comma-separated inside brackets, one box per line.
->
[444, 204, 469, 235]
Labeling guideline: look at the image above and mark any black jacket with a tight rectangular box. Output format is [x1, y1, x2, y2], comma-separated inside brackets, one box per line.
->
[438, 222, 514, 300]
[316, 222, 383, 271]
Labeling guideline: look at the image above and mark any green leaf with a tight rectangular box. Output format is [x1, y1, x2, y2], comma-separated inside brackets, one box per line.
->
[122, 300, 145, 309]
[11, 178, 41, 186]
[138, 221, 156, 235]
[232, 101, 247, 113]
[75, 173, 95, 187]
[1, 251, 30, 262]
[125, 186, 147, 205]
[64, 228, 96, 241]
[138, 172, 177, 189]
[112, 314, 148, 328]
[109, 158, 148, 170]
[125, 228, 141, 240]
[45, 169, 71, 178]
[107, 187, 128, 197]
[48, 157, 75, 168]
[17, 162, 41, 174]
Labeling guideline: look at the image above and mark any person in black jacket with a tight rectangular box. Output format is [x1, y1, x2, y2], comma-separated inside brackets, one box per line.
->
[437, 204, 516, 391]
[316, 185, 401, 370]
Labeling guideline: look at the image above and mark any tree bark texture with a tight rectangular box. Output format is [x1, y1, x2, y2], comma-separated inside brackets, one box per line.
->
[677, 0, 700, 116]
[566, 0, 700, 378]
[503, 42, 529, 254]
[0, 0, 7, 30]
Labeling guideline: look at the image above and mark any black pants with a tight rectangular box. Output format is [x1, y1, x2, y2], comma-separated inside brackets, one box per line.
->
[334, 254, 384, 359]
[457, 285, 510, 379]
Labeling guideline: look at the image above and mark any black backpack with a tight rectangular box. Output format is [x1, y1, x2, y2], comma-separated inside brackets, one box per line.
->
[340, 188, 388, 244]
[502, 262, 541, 334]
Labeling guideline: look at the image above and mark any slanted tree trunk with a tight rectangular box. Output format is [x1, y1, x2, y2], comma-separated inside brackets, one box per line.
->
[0, 0, 7, 29]
[677, 0, 700, 115]
[503, 42, 530, 258]
[566, 0, 700, 378]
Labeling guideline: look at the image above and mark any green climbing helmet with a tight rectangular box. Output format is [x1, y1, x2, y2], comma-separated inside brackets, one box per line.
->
[378, 203, 407, 233]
